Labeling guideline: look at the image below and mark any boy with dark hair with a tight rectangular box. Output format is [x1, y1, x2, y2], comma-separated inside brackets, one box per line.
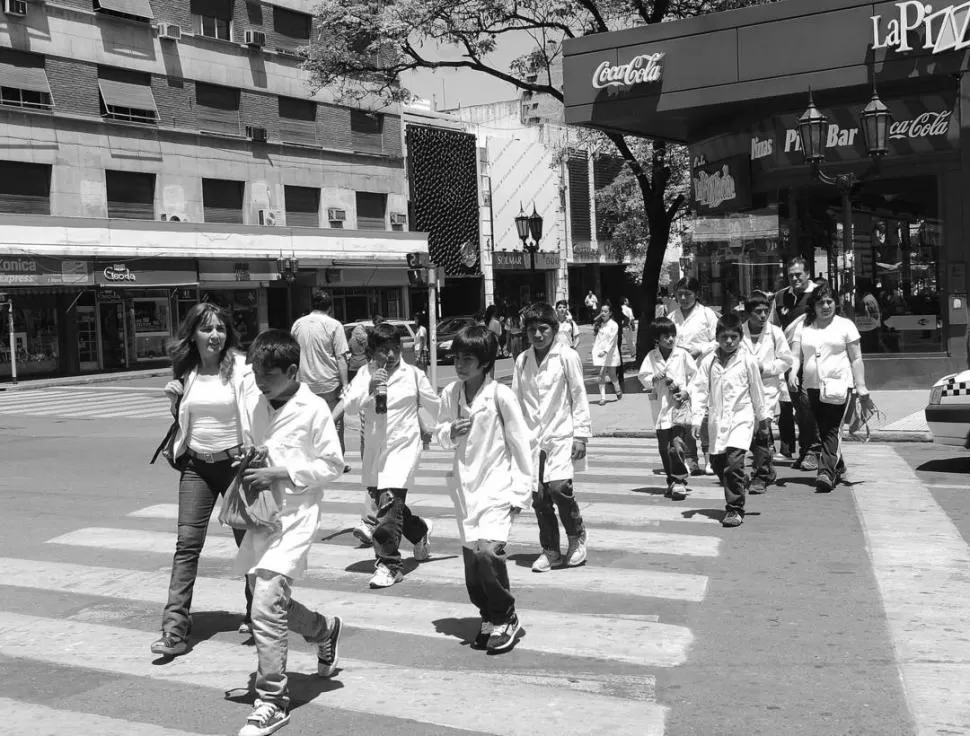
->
[690, 314, 771, 528]
[436, 325, 533, 652]
[554, 299, 580, 349]
[638, 317, 697, 500]
[512, 302, 592, 572]
[333, 322, 439, 588]
[233, 329, 346, 736]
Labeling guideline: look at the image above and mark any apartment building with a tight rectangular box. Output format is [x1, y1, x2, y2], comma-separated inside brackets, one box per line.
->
[0, 0, 421, 379]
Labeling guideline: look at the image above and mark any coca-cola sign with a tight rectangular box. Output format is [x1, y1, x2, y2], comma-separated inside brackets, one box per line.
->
[592, 53, 664, 90]
[888, 110, 951, 140]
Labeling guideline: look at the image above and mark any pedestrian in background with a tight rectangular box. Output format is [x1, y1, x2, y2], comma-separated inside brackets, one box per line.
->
[592, 301, 623, 405]
[554, 299, 580, 350]
[414, 311, 430, 373]
[348, 314, 383, 384]
[151, 303, 259, 658]
[584, 290, 599, 323]
[621, 297, 636, 333]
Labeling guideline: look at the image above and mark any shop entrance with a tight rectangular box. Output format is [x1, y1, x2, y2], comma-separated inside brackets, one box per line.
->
[98, 301, 128, 370]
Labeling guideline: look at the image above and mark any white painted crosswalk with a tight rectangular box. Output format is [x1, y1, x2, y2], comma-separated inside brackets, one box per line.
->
[0, 387, 169, 419]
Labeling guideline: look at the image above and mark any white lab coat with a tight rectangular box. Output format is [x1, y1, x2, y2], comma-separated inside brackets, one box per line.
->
[741, 323, 794, 416]
[637, 346, 697, 430]
[342, 360, 440, 489]
[554, 317, 580, 350]
[233, 384, 345, 580]
[512, 343, 591, 483]
[435, 378, 534, 544]
[691, 350, 771, 454]
[592, 319, 620, 367]
[670, 305, 719, 359]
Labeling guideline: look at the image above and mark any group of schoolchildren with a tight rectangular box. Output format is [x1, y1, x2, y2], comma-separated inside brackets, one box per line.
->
[219, 302, 591, 736]
[637, 291, 793, 528]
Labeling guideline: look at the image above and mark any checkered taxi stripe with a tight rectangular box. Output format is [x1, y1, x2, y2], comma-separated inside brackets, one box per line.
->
[941, 381, 970, 397]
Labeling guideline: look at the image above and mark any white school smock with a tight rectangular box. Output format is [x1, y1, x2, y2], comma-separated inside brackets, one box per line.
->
[435, 378, 534, 544]
[691, 350, 771, 454]
[794, 316, 862, 391]
[637, 346, 697, 430]
[741, 322, 794, 416]
[512, 343, 591, 483]
[342, 360, 440, 489]
[592, 319, 620, 367]
[670, 305, 719, 359]
[554, 317, 580, 350]
[233, 384, 345, 580]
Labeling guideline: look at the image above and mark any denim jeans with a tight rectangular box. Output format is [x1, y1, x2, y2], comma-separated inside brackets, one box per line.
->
[250, 569, 331, 709]
[533, 451, 585, 552]
[792, 383, 821, 460]
[656, 426, 690, 485]
[370, 488, 428, 574]
[319, 388, 345, 457]
[462, 541, 515, 625]
[807, 389, 850, 485]
[710, 448, 747, 514]
[161, 456, 251, 640]
[749, 422, 776, 484]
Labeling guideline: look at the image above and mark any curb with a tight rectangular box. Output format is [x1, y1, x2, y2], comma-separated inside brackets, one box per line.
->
[593, 429, 933, 443]
[0, 368, 168, 391]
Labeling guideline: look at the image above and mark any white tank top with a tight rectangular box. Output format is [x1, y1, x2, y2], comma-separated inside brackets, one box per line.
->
[185, 373, 241, 453]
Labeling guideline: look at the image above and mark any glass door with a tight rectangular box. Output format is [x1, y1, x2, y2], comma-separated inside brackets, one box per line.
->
[76, 306, 98, 371]
[98, 301, 128, 370]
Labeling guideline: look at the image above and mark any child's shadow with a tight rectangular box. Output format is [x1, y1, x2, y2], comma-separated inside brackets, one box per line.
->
[631, 486, 673, 496]
[680, 509, 762, 521]
[225, 671, 344, 711]
[152, 611, 242, 665]
[344, 555, 459, 576]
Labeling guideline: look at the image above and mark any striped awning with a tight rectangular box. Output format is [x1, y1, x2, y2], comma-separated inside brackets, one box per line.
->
[0, 61, 51, 94]
[94, 0, 154, 19]
[98, 79, 157, 114]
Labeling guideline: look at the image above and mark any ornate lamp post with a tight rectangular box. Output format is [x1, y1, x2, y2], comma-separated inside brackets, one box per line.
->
[515, 204, 544, 301]
[276, 252, 299, 323]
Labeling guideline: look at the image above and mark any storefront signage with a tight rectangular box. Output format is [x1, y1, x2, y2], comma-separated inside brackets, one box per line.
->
[690, 155, 751, 214]
[783, 124, 858, 153]
[888, 110, 951, 139]
[750, 136, 774, 160]
[198, 260, 279, 283]
[871, 2, 970, 54]
[493, 251, 559, 270]
[103, 264, 136, 282]
[94, 259, 198, 287]
[592, 53, 664, 90]
[0, 257, 92, 286]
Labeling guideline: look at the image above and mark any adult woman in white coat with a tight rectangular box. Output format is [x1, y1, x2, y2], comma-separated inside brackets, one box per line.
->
[150, 303, 261, 658]
[592, 301, 622, 405]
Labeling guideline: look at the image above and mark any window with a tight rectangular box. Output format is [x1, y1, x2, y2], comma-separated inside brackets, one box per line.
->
[0, 50, 53, 111]
[202, 178, 244, 224]
[273, 6, 310, 40]
[106, 170, 155, 220]
[284, 186, 319, 228]
[568, 151, 591, 241]
[197, 15, 231, 39]
[355, 192, 386, 230]
[98, 67, 157, 124]
[191, 0, 233, 39]
[195, 82, 240, 135]
[350, 110, 384, 154]
[279, 96, 316, 144]
[0, 161, 51, 215]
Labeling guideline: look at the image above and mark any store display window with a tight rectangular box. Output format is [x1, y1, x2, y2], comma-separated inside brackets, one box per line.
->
[0, 294, 59, 376]
[201, 289, 259, 347]
[132, 293, 172, 362]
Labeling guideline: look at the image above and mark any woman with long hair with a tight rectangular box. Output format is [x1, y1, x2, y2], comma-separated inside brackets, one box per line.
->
[414, 310, 430, 373]
[592, 301, 622, 405]
[150, 302, 260, 658]
[789, 282, 874, 493]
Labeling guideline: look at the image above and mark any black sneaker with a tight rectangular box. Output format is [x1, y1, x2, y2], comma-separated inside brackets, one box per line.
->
[688, 462, 704, 477]
[472, 619, 493, 650]
[317, 616, 341, 678]
[487, 615, 520, 653]
[664, 484, 674, 498]
[150, 633, 188, 657]
[779, 442, 794, 459]
[722, 510, 743, 528]
[816, 475, 834, 493]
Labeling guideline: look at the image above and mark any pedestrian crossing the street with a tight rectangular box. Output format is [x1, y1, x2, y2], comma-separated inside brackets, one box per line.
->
[0, 386, 169, 420]
[0, 437, 738, 736]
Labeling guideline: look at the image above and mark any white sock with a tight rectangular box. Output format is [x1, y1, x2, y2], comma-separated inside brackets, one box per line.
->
[599, 384, 606, 400]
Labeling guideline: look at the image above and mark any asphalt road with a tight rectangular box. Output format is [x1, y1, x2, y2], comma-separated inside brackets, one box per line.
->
[0, 384, 967, 735]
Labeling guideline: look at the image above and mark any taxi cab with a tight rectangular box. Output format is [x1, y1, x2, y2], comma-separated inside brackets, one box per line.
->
[925, 369, 970, 448]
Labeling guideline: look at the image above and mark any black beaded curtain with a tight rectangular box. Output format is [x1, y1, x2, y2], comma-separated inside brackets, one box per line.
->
[406, 126, 480, 276]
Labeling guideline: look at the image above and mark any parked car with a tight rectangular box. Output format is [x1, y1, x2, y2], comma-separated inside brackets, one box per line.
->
[434, 315, 479, 363]
[925, 369, 970, 448]
[343, 319, 417, 365]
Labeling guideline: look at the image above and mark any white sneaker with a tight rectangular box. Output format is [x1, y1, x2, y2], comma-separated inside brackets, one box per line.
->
[351, 524, 373, 546]
[238, 700, 289, 736]
[704, 461, 715, 476]
[670, 482, 688, 500]
[369, 563, 403, 589]
[531, 549, 563, 573]
[565, 532, 588, 567]
[412, 520, 433, 561]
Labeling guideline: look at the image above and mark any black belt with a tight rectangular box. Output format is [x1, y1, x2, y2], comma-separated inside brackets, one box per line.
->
[187, 445, 243, 464]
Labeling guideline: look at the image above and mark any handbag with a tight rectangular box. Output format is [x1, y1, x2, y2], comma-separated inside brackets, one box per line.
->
[815, 349, 849, 405]
[218, 446, 283, 533]
[150, 378, 185, 471]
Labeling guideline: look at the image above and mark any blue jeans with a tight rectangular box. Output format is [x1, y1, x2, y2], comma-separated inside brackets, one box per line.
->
[250, 570, 331, 709]
[370, 488, 428, 574]
[161, 456, 251, 640]
[462, 541, 515, 625]
[533, 451, 585, 552]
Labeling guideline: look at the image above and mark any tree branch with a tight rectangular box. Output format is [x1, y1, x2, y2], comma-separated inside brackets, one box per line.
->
[606, 132, 653, 200]
[574, 0, 611, 33]
[666, 194, 686, 222]
[629, 0, 652, 23]
[649, 0, 670, 23]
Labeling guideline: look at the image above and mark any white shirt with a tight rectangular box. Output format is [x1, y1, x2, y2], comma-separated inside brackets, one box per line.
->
[555, 317, 580, 349]
[794, 316, 861, 390]
[741, 322, 794, 416]
[184, 373, 241, 453]
[513, 342, 592, 445]
[670, 305, 719, 359]
[622, 305, 634, 323]
[291, 311, 349, 394]
[691, 350, 771, 454]
[435, 378, 534, 544]
[592, 319, 620, 366]
[342, 361, 440, 489]
[637, 346, 696, 430]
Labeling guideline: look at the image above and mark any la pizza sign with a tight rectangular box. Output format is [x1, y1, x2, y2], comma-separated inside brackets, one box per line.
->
[872, 1, 970, 53]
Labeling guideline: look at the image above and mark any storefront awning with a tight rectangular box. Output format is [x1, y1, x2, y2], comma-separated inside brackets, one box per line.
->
[98, 79, 157, 115]
[0, 61, 51, 94]
[94, 0, 154, 20]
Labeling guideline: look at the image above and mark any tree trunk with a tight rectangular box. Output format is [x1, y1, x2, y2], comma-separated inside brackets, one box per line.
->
[636, 209, 670, 363]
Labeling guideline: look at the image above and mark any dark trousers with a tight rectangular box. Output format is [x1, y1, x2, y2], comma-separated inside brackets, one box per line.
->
[683, 416, 710, 465]
[807, 389, 850, 485]
[792, 384, 821, 460]
[778, 400, 796, 449]
[369, 487, 428, 574]
[462, 541, 515, 625]
[320, 388, 345, 457]
[533, 451, 585, 552]
[750, 422, 776, 483]
[656, 426, 690, 485]
[710, 447, 747, 514]
[162, 456, 251, 640]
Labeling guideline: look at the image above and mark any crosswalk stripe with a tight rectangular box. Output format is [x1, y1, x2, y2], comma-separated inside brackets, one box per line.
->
[406, 462, 663, 477]
[0, 395, 162, 415]
[128, 505, 723, 557]
[0, 698, 217, 736]
[0, 392, 150, 409]
[0, 557, 691, 667]
[60, 406, 170, 419]
[47, 528, 710, 602]
[0, 613, 668, 736]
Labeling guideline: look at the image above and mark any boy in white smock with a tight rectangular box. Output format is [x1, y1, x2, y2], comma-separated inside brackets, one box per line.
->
[690, 313, 772, 528]
[333, 322, 440, 588]
[436, 325, 534, 652]
[512, 302, 592, 573]
[233, 330, 346, 736]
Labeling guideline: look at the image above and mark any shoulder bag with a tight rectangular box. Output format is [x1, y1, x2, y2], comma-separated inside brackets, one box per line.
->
[150, 377, 185, 471]
[817, 350, 850, 404]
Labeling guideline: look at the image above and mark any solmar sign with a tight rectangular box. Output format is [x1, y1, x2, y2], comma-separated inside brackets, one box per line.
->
[872, 1, 970, 53]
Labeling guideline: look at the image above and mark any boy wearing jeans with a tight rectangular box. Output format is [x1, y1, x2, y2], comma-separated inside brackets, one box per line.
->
[512, 302, 592, 572]
[690, 314, 771, 528]
[233, 330, 346, 736]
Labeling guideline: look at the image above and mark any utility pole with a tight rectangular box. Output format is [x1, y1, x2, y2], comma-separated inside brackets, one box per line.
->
[1, 293, 16, 385]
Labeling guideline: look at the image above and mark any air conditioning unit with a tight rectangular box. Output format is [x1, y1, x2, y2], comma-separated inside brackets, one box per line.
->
[244, 30, 266, 48]
[389, 213, 407, 226]
[245, 125, 268, 142]
[327, 208, 346, 222]
[258, 209, 282, 226]
[4, 0, 27, 17]
[159, 212, 187, 222]
[158, 23, 181, 40]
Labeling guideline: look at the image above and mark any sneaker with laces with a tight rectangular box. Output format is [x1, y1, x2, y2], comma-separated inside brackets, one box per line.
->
[351, 524, 373, 547]
[799, 454, 819, 472]
[531, 549, 563, 573]
[317, 616, 341, 678]
[472, 619, 493, 650]
[815, 474, 834, 493]
[412, 520, 433, 561]
[486, 614, 521, 652]
[670, 482, 688, 500]
[778, 442, 793, 459]
[369, 563, 403, 588]
[664, 484, 674, 498]
[748, 478, 768, 495]
[565, 531, 587, 567]
[238, 620, 252, 636]
[150, 633, 188, 657]
[238, 699, 289, 736]
[704, 461, 715, 476]
[722, 510, 743, 528]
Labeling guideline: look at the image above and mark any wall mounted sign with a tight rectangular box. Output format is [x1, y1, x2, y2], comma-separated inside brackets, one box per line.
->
[493, 251, 559, 270]
[592, 53, 665, 90]
[871, 1, 970, 54]
[690, 155, 751, 215]
[94, 259, 198, 287]
[0, 257, 92, 286]
[103, 263, 136, 282]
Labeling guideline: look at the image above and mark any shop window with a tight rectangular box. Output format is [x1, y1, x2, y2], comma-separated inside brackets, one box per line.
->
[273, 6, 311, 40]
[196, 82, 241, 135]
[0, 49, 53, 111]
[0, 160, 51, 215]
[200, 289, 259, 347]
[106, 170, 155, 220]
[568, 151, 591, 242]
[98, 67, 157, 124]
[202, 178, 244, 224]
[284, 185, 319, 228]
[0, 295, 59, 377]
[132, 293, 172, 362]
[355, 191, 386, 230]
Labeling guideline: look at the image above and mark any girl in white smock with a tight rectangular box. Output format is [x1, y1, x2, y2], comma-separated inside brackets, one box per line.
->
[592, 302, 622, 405]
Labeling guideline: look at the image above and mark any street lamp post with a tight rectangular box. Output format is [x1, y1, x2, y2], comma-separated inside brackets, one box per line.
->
[276, 252, 299, 324]
[515, 204, 544, 302]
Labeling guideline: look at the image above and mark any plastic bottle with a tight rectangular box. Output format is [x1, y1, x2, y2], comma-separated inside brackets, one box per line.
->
[374, 358, 388, 415]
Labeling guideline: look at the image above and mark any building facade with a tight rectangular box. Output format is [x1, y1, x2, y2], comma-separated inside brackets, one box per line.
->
[0, 0, 423, 379]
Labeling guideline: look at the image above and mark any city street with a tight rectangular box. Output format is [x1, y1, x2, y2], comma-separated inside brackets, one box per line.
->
[0, 378, 967, 735]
